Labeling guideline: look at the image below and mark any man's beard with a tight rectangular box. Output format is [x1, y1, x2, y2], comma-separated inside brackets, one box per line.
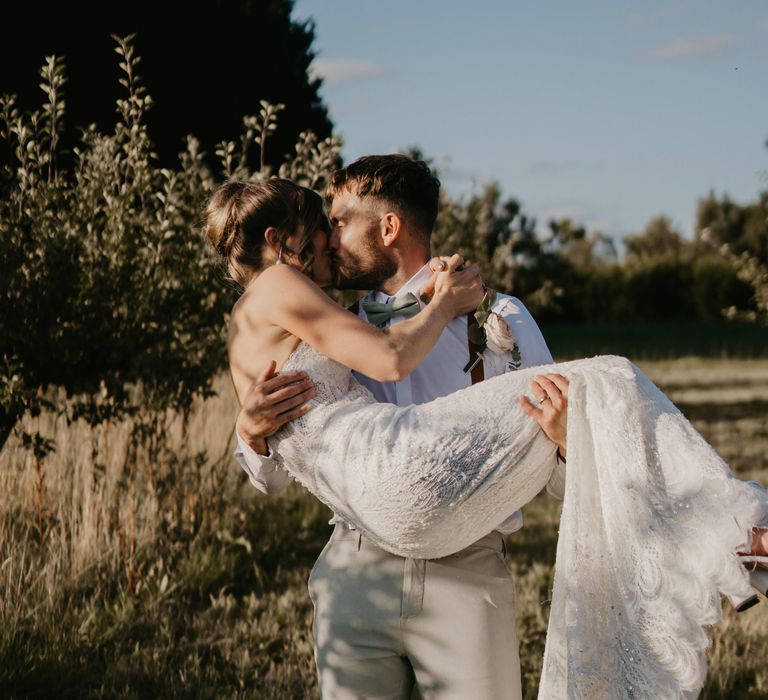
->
[331, 241, 397, 291]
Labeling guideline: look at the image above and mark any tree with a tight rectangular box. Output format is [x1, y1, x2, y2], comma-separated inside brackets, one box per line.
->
[695, 190, 768, 263]
[623, 216, 689, 266]
[0, 0, 332, 175]
[0, 35, 340, 451]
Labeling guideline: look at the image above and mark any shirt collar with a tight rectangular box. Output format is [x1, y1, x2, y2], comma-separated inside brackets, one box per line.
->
[367, 261, 433, 305]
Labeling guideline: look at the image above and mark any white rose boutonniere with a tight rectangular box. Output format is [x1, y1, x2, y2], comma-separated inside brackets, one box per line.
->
[485, 312, 515, 353]
[486, 311, 523, 370]
[464, 289, 523, 372]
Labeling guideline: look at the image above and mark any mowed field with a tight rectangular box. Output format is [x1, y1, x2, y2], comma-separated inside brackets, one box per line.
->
[1, 356, 767, 699]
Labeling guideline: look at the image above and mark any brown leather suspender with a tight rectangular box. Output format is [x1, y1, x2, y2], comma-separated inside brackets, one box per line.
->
[466, 312, 485, 385]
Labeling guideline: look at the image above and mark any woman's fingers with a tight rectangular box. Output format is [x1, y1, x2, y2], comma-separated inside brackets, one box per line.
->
[420, 272, 438, 300]
[428, 255, 452, 272]
[445, 253, 465, 272]
[543, 373, 570, 398]
[531, 375, 565, 411]
[428, 256, 486, 314]
[529, 379, 548, 403]
[519, 385, 568, 453]
[518, 394, 544, 419]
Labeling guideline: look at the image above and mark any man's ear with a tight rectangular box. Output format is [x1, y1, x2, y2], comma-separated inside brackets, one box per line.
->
[380, 212, 402, 248]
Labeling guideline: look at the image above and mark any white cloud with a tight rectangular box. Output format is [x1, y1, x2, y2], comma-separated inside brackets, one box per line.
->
[310, 58, 391, 87]
[641, 33, 736, 60]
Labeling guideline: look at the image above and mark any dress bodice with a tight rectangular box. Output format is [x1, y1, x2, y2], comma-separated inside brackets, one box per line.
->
[281, 340, 369, 406]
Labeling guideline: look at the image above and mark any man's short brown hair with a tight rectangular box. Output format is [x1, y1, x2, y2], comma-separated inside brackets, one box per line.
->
[326, 154, 440, 246]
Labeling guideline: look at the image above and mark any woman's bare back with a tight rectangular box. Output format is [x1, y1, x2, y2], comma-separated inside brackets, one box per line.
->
[227, 287, 301, 406]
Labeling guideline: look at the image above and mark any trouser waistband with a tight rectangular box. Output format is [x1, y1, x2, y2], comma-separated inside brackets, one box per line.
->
[329, 522, 507, 558]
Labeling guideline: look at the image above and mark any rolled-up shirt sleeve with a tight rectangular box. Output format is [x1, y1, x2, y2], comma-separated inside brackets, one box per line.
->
[496, 296, 553, 367]
[497, 295, 564, 500]
[233, 430, 292, 495]
[545, 454, 566, 500]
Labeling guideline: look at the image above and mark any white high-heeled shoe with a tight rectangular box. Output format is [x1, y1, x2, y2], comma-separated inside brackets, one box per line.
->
[729, 555, 768, 612]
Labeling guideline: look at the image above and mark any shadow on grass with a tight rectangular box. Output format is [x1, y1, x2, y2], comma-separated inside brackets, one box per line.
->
[676, 399, 768, 424]
[0, 487, 330, 700]
[542, 320, 768, 361]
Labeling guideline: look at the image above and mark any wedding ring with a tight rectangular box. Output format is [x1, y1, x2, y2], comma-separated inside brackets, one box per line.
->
[539, 396, 551, 404]
[433, 260, 446, 271]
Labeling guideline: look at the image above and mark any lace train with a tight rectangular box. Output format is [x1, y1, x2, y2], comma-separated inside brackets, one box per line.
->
[270, 343, 768, 698]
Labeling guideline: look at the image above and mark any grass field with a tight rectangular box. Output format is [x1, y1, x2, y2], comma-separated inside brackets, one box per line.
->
[1, 352, 767, 698]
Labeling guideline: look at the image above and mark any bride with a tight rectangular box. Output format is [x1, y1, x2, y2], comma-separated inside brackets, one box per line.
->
[207, 177, 768, 698]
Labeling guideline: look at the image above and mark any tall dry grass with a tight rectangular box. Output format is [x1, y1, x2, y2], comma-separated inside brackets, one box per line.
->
[1, 359, 767, 698]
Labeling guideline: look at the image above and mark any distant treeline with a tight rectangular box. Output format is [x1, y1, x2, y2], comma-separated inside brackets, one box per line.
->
[430, 168, 767, 324]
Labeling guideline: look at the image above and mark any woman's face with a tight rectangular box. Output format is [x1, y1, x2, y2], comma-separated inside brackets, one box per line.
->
[308, 227, 332, 287]
[282, 225, 333, 287]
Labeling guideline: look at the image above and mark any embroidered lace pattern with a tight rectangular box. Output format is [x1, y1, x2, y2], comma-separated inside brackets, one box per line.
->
[271, 341, 768, 698]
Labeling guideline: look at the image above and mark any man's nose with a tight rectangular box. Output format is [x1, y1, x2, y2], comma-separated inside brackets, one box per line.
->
[328, 228, 340, 250]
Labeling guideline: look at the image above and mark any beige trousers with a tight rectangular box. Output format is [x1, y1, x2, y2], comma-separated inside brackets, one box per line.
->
[308, 524, 522, 700]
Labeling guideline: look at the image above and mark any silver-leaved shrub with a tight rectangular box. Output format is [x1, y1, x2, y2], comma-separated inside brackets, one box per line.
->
[0, 33, 341, 452]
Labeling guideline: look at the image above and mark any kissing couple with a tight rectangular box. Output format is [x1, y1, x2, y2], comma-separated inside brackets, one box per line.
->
[207, 154, 768, 699]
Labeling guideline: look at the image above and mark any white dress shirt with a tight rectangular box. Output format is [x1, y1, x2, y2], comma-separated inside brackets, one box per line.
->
[233, 262, 561, 535]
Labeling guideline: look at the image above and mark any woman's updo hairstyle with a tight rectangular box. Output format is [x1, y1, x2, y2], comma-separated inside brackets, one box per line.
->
[203, 178, 329, 286]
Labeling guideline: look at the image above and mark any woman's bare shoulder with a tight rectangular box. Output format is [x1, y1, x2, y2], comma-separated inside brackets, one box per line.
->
[250, 263, 311, 290]
[235, 266, 298, 311]
[247, 264, 331, 311]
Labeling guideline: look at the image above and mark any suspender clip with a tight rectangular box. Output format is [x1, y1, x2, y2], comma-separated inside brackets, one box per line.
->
[463, 352, 483, 374]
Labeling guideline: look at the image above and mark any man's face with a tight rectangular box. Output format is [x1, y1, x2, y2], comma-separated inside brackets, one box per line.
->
[327, 190, 397, 290]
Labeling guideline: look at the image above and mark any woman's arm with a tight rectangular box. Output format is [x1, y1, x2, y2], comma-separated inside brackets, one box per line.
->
[250, 256, 483, 382]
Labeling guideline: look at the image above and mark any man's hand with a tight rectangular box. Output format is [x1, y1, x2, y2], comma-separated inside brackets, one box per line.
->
[236, 360, 317, 455]
[518, 373, 569, 458]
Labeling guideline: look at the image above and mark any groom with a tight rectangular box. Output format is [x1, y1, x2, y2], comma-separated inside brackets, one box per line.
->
[234, 154, 568, 698]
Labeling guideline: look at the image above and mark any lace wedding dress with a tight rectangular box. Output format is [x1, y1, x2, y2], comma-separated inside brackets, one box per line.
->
[272, 340, 768, 699]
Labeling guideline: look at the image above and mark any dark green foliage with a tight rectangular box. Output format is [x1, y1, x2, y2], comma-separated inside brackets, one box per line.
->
[696, 190, 768, 263]
[431, 178, 763, 325]
[0, 36, 340, 450]
[541, 320, 768, 360]
[0, 0, 332, 175]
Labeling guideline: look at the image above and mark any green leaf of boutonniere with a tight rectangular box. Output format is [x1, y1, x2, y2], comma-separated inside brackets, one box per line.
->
[464, 289, 498, 373]
[473, 289, 497, 327]
[467, 323, 487, 346]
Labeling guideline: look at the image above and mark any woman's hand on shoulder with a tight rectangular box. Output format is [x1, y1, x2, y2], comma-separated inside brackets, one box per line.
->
[421, 254, 485, 318]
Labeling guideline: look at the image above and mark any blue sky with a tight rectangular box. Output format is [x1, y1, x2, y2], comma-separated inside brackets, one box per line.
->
[293, 0, 768, 248]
